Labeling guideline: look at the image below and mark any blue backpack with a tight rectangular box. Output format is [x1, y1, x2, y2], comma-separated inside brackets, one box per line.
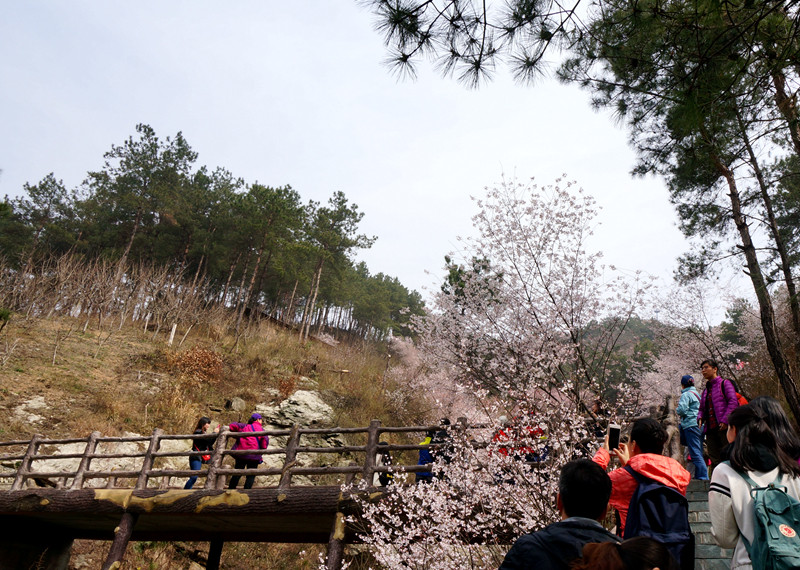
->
[623, 466, 694, 569]
[737, 469, 800, 570]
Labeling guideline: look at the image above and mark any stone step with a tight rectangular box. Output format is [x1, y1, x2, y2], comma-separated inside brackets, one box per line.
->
[687, 478, 734, 566]
[696, 559, 734, 570]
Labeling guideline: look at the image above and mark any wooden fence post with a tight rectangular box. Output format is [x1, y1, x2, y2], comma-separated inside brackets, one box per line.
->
[102, 428, 162, 570]
[205, 428, 229, 490]
[11, 434, 41, 490]
[71, 431, 101, 490]
[362, 420, 381, 485]
[279, 425, 301, 489]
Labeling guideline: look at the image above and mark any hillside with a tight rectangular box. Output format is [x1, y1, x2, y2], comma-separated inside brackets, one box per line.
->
[0, 313, 425, 568]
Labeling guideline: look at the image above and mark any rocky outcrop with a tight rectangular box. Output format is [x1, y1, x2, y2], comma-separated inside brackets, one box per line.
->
[254, 390, 347, 487]
[256, 390, 334, 427]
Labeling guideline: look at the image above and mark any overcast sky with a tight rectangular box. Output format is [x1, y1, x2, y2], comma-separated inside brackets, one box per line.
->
[1, 2, 746, 317]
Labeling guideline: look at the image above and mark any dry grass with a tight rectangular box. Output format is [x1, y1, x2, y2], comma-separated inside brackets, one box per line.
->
[0, 312, 428, 568]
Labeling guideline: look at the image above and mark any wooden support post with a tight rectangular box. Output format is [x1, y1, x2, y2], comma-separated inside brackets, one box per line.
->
[71, 431, 101, 490]
[12, 434, 41, 490]
[207, 539, 224, 570]
[279, 425, 301, 489]
[101, 428, 162, 569]
[137, 428, 163, 490]
[362, 419, 381, 484]
[205, 428, 229, 490]
[325, 512, 347, 570]
[102, 512, 138, 570]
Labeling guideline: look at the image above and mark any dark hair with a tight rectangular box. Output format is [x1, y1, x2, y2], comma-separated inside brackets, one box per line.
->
[750, 396, 800, 460]
[727, 405, 800, 476]
[630, 418, 667, 455]
[194, 416, 211, 432]
[700, 359, 718, 371]
[559, 459, 612, 520]
[571, 537, 679, 570]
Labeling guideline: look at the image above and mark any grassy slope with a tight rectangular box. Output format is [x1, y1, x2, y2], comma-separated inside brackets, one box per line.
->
[0, 315, 424, 569]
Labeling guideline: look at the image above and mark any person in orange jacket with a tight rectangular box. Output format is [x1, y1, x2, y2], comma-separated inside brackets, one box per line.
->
[592, 417, 690, 536]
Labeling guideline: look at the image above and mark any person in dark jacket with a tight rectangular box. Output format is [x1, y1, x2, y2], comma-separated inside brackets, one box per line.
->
[415, 429, 436, 483]
[184, 416, 216, 489]
[499, 459, 619, 570]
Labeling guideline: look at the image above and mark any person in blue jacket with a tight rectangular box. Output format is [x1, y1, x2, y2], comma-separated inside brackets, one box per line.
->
[677, 374, 708, 480]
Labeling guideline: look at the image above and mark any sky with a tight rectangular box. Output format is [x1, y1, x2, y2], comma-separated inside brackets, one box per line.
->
[0, 2, 745, 317]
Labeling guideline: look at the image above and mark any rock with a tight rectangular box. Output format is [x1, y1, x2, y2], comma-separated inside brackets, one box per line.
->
[225, 397, 246, 412]
[13, 395, 48, 424]
[256, 390, 333, 428]
[262, 388, 280, 401]
[295, 376, 318, 390]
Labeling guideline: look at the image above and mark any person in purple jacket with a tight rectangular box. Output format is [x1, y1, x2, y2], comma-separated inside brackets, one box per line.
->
[227, 412, 269, 489]
[697, 359, 738, 469]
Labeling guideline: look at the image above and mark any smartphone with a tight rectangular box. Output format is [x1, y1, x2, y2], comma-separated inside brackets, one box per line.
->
[607, 423, 621, 451]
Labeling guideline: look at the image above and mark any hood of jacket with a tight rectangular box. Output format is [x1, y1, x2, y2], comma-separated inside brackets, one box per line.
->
[628, 453, 691, 494]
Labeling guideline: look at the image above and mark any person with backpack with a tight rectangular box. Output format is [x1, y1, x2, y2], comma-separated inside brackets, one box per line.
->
[184, 416, 218, 489]
[500, 459, 620, 569]
[698, 359, 740, 469]
[227, 412, 269, 490]
[709, 404, 800, 569]
[593, 418, 692, 568]
[676, 375, 708, 480]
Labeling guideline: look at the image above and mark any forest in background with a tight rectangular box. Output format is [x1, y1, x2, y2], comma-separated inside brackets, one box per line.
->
[0, 124, 424, 343]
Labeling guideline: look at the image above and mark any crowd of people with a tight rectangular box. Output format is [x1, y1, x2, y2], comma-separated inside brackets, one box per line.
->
[179, 358, 800, 569]
[501, 358, 800, 570]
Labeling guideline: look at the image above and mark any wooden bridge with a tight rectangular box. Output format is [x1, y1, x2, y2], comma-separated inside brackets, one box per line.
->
[0, 420, 447, 570]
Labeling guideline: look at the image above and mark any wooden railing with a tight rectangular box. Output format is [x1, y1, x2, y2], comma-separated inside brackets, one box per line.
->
[0, 420, 472, 491]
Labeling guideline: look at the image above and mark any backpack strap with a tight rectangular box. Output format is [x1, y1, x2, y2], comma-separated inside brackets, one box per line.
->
[624, 464, 645, 482]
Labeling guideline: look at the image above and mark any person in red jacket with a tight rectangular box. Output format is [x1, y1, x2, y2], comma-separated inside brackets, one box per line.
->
[592, 417, 690, 536]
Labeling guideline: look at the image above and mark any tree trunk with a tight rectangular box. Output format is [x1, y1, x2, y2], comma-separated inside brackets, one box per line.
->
[301, 258, 324, 342]
[286, 280, 299, 326]
[712, 150, 800, 422]
[119, 206, 143, 270]
[236, 239, 265, 333]
[221, 252, 241, 307]
[772, 70, 800, 158]
[739, 110, 800, 356]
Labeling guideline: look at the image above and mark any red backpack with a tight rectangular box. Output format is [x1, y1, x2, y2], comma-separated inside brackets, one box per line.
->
[723, 378, 748, 407]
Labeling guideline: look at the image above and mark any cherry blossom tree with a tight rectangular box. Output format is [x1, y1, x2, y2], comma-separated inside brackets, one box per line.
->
[343, 177, 654, 569]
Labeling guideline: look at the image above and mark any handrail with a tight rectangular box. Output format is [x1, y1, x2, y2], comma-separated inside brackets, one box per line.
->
[0, 420, 489, 491]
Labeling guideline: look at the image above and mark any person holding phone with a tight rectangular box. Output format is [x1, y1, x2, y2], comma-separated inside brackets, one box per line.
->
[593, 418, 690, 537]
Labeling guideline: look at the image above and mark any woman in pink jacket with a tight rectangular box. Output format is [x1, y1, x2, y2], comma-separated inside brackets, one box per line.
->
[227, 412, 269, 489]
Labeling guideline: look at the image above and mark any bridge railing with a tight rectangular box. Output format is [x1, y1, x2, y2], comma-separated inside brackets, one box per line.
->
[0, 419, 488, 491]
